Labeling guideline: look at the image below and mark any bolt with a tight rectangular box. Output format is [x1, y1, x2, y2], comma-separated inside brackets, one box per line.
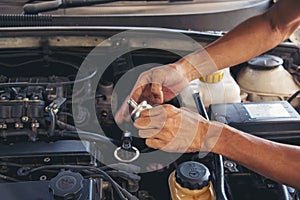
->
[31, 122, 40, 128]
[43, 157, 51, 163]
[40, 175, 47, 181]
[15, 123, 23, 129]
[101, 111, 108, 117]
[53, 108, 58, 114]
[0, 124, 7, 129]
[224, 161, 234, 168]
[22, 116, 29, 122]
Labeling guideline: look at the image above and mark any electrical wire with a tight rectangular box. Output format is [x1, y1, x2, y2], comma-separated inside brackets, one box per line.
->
[0, 70, 97, 87]
[0, 52, 41, 58]
[0, 58, 44, 68]
[0, 173, 20, 182]
[287, 89, 300, 103]
[0, 58, 79, 69]
[60, 130, 117, 144]
[48, 110, 56, 136]
[58, 112, 73, 118]
[0, 162, 23, 167]
[49, 58, 83, 70]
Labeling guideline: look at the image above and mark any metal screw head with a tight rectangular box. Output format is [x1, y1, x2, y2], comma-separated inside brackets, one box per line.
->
[40, 175, 47, 181]
[22, 116, 29, 122]
[224, 161, 234, 168]
[43, 157, 51, 163]
[31, 122, 40, 128]
[15, 123, 23, 129]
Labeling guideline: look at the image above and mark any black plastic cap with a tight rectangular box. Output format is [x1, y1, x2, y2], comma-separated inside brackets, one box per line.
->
[248, 54, 283, 69]
[49, 171, 84, 200]
[175, 161, 210, 190]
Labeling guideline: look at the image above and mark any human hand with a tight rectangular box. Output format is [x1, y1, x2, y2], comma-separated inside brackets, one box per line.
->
[115, 63, 190, 123]
[133, 104, 224, 152]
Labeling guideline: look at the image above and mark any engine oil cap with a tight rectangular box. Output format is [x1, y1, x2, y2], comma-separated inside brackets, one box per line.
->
[248, 54, 283, 69]
[49, 171, 84, 200]
[175, 161, 210, 190]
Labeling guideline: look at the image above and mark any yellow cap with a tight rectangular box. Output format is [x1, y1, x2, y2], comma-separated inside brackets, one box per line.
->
[199, 71, 224, 83]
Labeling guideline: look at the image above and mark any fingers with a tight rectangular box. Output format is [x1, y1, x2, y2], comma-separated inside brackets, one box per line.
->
[130, 85, 147, 103]
[134, 105, 206, 153]
[131, 68, 166, 105]
[151, 83, 164, 104]
[134, 104, 179, 130]
[145, 138, 182, 152]
[145, 138, 166, 149]
[138, 105, 164, 118]
[130, 71, 152, 103]
[134, 106, 166, 131]
[139, 104, 179, 118]
[139, 129, 160, 138]
[115, 98, 131, 124]
[134, 105, 168, 138]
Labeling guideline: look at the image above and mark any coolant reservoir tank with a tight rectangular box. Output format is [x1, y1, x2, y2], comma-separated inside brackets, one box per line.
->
[237, 54, 300, 102]
[181, 68, 241, 109]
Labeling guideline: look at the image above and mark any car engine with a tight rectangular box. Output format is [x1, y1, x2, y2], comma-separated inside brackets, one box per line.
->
[0, 27, 298, 200]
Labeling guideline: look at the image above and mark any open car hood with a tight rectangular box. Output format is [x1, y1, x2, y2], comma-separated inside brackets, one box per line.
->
[0, 0, 271, 31]
[0, 0, 299, 199]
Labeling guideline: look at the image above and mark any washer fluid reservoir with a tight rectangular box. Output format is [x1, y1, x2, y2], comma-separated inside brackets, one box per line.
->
[237, 54, 300, 105]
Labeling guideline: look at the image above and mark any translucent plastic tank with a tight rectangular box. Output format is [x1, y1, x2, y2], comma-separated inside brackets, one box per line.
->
[179, 68, 241, 110]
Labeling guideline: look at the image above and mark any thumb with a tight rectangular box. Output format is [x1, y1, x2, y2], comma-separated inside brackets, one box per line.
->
[114, 99, 131, 123]
[151, 83, 164, 104]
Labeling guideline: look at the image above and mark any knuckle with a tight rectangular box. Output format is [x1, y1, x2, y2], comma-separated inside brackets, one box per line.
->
[163, 104, 173, 110]
[145, 139, 155, 148]
[133, 118, 142, 126]
[139, 71, 149, 78]
[163, 104, 177, 114]
[137, 72, 150, 84]
[151, 68, 160, 76]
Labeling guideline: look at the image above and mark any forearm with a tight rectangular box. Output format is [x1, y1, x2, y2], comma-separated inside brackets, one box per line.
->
[176, 0, 300, 81]
[212, 124, 300, 189]
[175, 14, 284, 81]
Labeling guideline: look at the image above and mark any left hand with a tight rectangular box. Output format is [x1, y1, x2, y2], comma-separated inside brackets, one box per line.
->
[134, 104, 223, 152]
[114, 64, 190, 124]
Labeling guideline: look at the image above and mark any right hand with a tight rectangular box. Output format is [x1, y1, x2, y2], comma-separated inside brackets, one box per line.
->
[133, 104, 224, 152]
[115, 63, 190, 123]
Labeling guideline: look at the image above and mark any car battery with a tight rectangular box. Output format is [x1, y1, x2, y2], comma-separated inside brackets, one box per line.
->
[208, 101, 300, 140]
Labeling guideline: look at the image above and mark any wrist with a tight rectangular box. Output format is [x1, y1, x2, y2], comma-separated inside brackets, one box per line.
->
[175, 50, 220, 82]
[174, 58, 201, 82]
[210, 123, 240, 155]
[199, 120, 226, 152]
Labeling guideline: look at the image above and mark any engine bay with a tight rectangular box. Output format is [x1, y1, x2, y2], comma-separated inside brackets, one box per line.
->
[0, 27, 299, 200]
